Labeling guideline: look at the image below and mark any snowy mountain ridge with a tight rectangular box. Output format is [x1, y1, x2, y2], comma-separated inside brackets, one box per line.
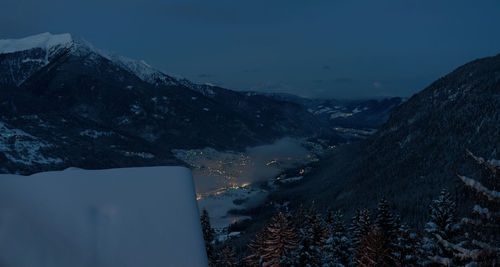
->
[0, 32, 217, 95]
[0, 32, 72, 54]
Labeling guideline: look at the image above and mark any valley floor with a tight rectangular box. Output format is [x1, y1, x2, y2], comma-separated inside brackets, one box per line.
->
[173, 137, 333, 230]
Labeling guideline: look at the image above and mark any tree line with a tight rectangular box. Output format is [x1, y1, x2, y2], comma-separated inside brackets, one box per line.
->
[201, 151, 499, 266]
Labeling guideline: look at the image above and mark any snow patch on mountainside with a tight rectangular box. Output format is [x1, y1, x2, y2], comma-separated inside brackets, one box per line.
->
[103, 53, 179, 86]
[0, 32, 72, 54]
[0, 121, 62, 165]
[79, 129, 114, 139]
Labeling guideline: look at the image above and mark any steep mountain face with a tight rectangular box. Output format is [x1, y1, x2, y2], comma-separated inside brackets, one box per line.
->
[274, 54, 500, 226]
[0, 33, 72, 86]
[0, 33, 336, 174]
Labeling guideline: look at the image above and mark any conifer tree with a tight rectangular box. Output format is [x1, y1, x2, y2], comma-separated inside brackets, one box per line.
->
[373, 196, 401, 265]
[215, 244, 237, 267]
[261, 212, 299, 266]
[310, 211, 330, 248]
[350, 208, 372, 248]
[374, 196, 398, 241]
[396, 223, 421, 266]
[293, 204, 329, 266]
[246, 212, 298, 266]
[245, 227, 269, 266]
[450, 150, 500, 265]
[322, 210, 353, 266]
[200, 209, 216, 265]
[354, 225, 397, 266]
[422, 188, 462, 266]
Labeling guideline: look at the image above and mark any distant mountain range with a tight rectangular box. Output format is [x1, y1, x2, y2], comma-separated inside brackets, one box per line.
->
[249, 92, 404, 129]
[0, 33, 402, 174]
[273, 53, 500, 226]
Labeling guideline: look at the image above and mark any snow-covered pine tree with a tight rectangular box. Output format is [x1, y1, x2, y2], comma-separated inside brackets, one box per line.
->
[246, 211, 299, 266]
[310, 211, 330, 248]
[451, 150, 500, 265]
[322, 210, 353, 266]
[350, 208, 372, 249]
[422, 188, 463, 266]
[293, 229, 316, 266]
[374, 196, 398, 242]
[200, 209, 216, 266]
[245, 227, 269, 266]
[259, 211, 299, 266]
[215, 244, 237, 267]
[396, 222, 421, 266]
[291, 204, 329, 266]
[298, 203, 329, 266]
[353, 225, 398, 266]
[374, 196, 401, 265]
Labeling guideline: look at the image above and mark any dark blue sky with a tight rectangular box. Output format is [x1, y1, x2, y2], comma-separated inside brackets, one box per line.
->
[2, 0, 499, 98]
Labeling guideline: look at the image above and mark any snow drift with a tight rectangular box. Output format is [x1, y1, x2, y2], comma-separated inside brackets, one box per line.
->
[0, 166, 208, 267]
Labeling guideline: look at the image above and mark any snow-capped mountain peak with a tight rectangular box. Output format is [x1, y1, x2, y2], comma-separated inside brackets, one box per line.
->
[0, 32, 72, 55]
[0, 32, 215, 95]
[0, 33, 75, 86]
[0, 32, 184, 87]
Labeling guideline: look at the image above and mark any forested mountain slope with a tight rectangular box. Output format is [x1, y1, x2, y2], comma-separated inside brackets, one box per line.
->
[273, 53, 500, 226]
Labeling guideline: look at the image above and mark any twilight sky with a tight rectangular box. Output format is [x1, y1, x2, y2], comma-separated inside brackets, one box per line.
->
[2, 0, 499, 99]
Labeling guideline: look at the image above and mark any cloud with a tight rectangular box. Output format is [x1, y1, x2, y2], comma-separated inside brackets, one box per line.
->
[373, 81, 382, 88]
[322, 65, 331, 70]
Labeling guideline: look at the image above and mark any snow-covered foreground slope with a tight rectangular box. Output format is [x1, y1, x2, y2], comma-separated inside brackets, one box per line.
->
[0, 166, 208, 267]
